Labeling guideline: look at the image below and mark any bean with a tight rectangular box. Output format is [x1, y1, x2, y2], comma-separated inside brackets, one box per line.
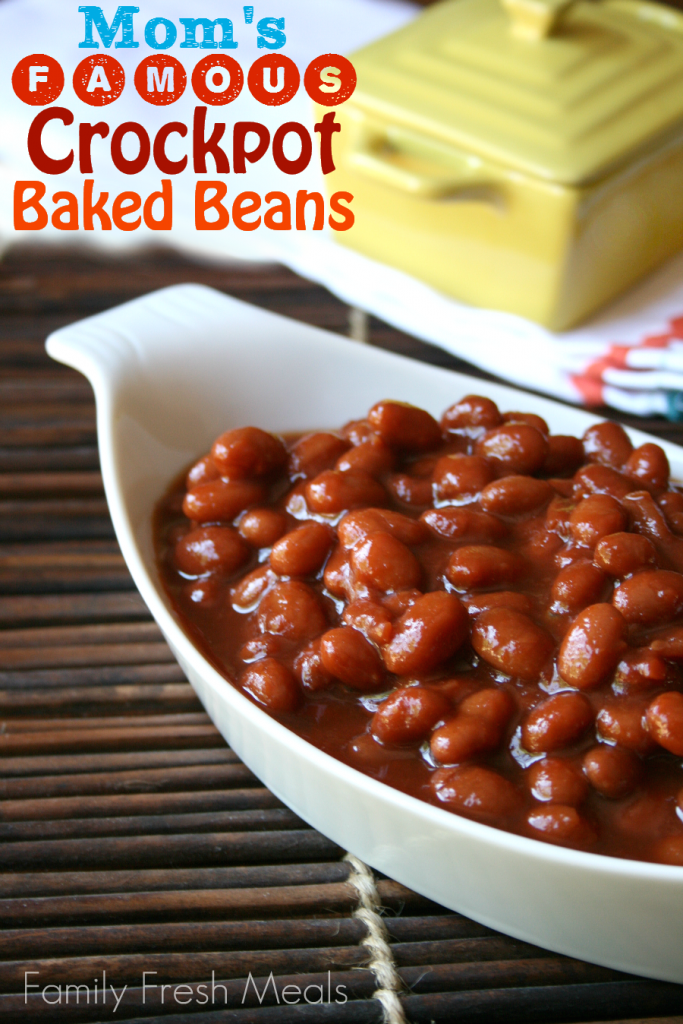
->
[239, 508, 288, 549]
[463, 591, 534, 617]
[597, 701, 653, 755]
[557, 603, 627, 689]
[186, 454, 219, 489]
[582, 421, 633, 469]
[288, 432, 350, 479]
[430, 714, 502, 765]
[624, 491, 683, 575]
[569, 494, 626, 548]
[475, 423, 548, 476]
[335, 435, 395, 477]
[257, 580, 327, 641]
[614, 792, 672, 842]
[460, 687, 515, 726]
[421, 507, 507, 543]
[522, 692, 593, 752]
[612, 569, 683, 625]
[594, 532, 656, 577]
[183, 479, 266, 523]
[368, 400, 442, 452]
[382, 589, 421, 618]
[351, 531, 422, 592]
[554, 547, 589, 572]
[211, 427, 287, 478]
[338, 508, 428, 549]
[341, 419, 373, 446]
[573, 464, 634, 501]
[430, 688, 514, 764]
[431, 765, 522, 820]
[653, 836, 683, 866]
[430, 677, 476, 703]
[432, 454, 493, 501]
[174, 526, 249, 577]
[649, 626, 683, 659]
[552, 477, 576, 495]
[446, 545, 525, 590]
[516, 518, 562, 566]
[471, 607, 554, 680]
[383, 591, 468, 675]
[386, 473, 433, 507]
[441, 395, 502, 432]
[502, 411, 549, 435]
[184, 577, 222, 608]
[305, 470, 387, 515]
[409, 454, 441, 478]
[230, 565, 275, 611]
[372, 686, 451, 745]
[614, 648, 671, 691]
[320, 627, 385, 691]
[283, 482, 307, 519]
[293, 639, 334, 693]
[526, 805, 596, 847]
[550, 561, 606, 615]
[270, 522, 333, 577]
[659, 492, 683, 535]
[527, 758, 588, 805]
[582, 745, 640, 798]
[480, 476, 552, 517]
[550, 479, 575, 499]
[238, 634, 288, 663]
[240, 658, 300, 713]
[545, 495, 575, 538]
[542, 435, 585, 477]
[625, 443, 669, 493]
[343, 599, 394, 645]
[322, 546, 351, 598]
[646, 691, 683, 755]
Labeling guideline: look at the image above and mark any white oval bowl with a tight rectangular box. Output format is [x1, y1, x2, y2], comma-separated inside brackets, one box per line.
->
[46, 282, 683, 984]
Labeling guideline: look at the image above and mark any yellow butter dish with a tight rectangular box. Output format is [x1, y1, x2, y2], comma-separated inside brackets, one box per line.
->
[333, 0, 683, 330]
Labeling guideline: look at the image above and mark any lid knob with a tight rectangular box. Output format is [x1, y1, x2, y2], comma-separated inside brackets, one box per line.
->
[501, 0, 575, 39]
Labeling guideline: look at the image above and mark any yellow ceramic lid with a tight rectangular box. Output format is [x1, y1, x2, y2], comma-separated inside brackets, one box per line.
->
[349, 0, 683, 184]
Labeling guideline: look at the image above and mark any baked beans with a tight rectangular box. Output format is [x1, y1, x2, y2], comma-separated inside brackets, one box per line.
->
[156, 396, 683, 863]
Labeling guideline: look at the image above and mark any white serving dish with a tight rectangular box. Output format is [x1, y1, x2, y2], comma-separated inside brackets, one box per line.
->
[47, 283, 683, 984]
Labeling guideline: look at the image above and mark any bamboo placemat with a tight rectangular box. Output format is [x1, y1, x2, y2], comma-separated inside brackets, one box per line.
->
[0, 244, 682, 1023]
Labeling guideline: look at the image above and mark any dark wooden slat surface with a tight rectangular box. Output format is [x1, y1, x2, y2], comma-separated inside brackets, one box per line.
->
[1, 240, 683, 1024]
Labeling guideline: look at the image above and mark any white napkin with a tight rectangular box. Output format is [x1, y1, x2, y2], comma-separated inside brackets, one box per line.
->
[3, 0, 683, 418]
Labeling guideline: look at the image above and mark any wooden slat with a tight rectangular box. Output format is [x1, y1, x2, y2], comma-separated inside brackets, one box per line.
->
[0, 806, 303, 842]
[0, 445, 99, 472]
[0, 787, 282, 822]
[0, 723, 222, 755]
[0, 762, 257, 798]
[0, 746, 237, 776]
[0, 472, 103, 494]
[0, 663, 186, 689]
[0, 915, 366, 958]
[0, 878, 353, 922]
[0, 621, 161, 646]
[0, 682, 200, 712]
[0, 712, 211, 731]
[0, 641, 175, 670]
[0, 861, 352, 898]
[0, 590, 149, 625]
